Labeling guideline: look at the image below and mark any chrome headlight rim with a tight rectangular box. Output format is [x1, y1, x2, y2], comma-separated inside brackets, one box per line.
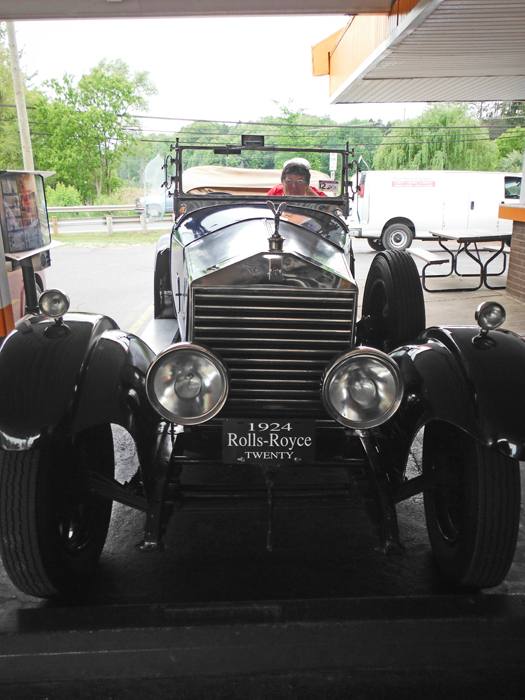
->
[38, 288, 70, 319]
[475, 301, 506, 332]
[146, 342, 229, 425]
[321, 347, 403, 430]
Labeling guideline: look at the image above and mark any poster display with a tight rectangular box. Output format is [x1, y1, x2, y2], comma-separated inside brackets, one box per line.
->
[0, 172, 51, 255]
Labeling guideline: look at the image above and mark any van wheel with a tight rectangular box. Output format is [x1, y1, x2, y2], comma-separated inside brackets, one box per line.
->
[423, 422, 520, 589]
[361, 250, 425, 351]
[0, 425, 114, 598]
[367, 239, 385, 252]
[382, 224, 413, 251]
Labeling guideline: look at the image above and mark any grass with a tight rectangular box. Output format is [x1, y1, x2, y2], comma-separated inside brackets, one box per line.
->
[51, 230, 167, 247]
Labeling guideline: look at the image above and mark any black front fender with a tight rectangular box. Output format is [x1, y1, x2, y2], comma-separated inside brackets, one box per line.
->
[0, 312, 158, 450]
[388, 325, 525, 463]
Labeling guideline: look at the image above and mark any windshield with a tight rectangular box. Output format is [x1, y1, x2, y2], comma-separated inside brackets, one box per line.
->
[167, 139, 353, 220]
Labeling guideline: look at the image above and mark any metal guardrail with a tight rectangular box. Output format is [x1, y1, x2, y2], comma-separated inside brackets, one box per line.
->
[47, 204, 174, 235]
[47, 204, 137, 213]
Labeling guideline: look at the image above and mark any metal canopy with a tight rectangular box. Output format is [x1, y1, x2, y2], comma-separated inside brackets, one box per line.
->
[331, 0, 525, 104]
[0, 0, 391, 20]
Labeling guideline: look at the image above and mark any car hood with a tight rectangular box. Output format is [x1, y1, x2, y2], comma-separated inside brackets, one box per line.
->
[181, 218, 355, 290]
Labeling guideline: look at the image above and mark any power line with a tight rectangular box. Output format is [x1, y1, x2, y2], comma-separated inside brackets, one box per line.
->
[125, 131, 524, 147]
[2, 102, 525, 131]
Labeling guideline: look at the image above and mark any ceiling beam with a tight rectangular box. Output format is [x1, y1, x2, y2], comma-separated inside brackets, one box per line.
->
[328, 0, 525, 103]
[0, 0, 393, 21]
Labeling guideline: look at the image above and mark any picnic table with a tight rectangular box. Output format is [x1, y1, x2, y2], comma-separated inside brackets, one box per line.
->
[411, 230, 511, 293]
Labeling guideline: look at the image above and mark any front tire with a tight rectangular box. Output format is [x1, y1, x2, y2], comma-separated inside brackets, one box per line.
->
[361, 250, 425, 352]
[423, 422, 521, 589]
[382, 223, 413, 251]
[0, 425, 114, 598]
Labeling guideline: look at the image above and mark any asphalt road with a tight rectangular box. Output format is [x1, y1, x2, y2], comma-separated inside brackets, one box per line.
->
[46, 243, 158, 337]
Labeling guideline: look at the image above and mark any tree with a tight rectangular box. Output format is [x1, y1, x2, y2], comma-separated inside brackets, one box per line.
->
[373, 103, 499, 171]
[498, 101, 525, 128]
[166, 103, 384, 176]
[45, 182, 83, 207]
[33, 59, 156, 202]
[499, 150, 524, 173]
[116, 134, 171, 189]
[496, 125, 525, 161]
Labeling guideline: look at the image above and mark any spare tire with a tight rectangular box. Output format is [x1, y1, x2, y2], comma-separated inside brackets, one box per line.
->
[361, 250, 425, 352]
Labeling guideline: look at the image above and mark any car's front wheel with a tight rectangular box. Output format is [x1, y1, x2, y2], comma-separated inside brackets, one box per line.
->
[0, 425, 114, 598]
[423, 422, 521, 589]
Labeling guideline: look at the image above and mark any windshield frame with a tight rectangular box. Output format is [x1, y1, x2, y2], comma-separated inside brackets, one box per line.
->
[168, 140, 356, 222]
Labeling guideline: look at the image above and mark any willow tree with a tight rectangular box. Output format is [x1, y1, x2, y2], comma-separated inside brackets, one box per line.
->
[496, 125, 525, 161]
[373, 104, 499, 171]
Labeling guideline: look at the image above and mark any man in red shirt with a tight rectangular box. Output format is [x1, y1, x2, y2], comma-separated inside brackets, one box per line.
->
[267, 159, 327, 197]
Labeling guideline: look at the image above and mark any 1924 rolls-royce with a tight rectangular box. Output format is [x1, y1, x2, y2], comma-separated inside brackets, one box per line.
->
[0, 137, 523, 598]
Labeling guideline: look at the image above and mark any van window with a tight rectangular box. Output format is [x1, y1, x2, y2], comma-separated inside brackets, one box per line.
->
[504, 176, 521, 199]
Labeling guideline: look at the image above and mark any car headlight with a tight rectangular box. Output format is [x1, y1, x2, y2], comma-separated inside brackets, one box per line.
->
[38, 289, 70, 318]
[146, 343, 228, 425]
[321, 348, 403, 429]
[475, 301, 506, 332]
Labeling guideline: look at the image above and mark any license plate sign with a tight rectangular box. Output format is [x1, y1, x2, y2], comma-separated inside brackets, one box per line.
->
[223, 419, 315, 465]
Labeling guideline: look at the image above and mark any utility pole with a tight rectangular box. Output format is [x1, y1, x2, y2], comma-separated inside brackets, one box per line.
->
[1, 22, 34, 342]
[6, 21, 34, 171]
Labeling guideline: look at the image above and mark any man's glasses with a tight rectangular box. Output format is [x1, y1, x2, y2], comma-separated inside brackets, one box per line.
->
[284, 179, 306, 186]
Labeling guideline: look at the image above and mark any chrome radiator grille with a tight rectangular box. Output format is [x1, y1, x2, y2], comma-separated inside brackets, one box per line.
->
[191, 286, 356, 416]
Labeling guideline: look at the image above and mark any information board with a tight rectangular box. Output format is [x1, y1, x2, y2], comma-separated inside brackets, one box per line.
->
[0, 172, 51, 255]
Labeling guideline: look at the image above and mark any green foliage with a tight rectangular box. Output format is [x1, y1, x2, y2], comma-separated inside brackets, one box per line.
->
[499, 150, 524, 173]
[45, 182, 83, 207]
[499, 101, 525, 128]
[161, 103, 384, 178]
[373, 104, 499, 171]
[496, 126, 525, 160]
[33, 59, 157, 203]
[116, 135, 170, 188]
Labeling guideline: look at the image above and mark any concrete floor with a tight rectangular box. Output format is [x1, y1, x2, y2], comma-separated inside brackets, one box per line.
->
[1, 240, 525, 696]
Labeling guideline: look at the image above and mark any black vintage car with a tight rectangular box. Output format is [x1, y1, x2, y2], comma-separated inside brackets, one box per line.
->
[0, 138, 523, 598]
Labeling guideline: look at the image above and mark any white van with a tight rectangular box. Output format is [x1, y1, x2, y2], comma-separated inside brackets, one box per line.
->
[349, 170, 522, 251]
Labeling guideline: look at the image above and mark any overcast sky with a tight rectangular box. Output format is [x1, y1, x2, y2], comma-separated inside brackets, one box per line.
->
[14, 17, 425, 133]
